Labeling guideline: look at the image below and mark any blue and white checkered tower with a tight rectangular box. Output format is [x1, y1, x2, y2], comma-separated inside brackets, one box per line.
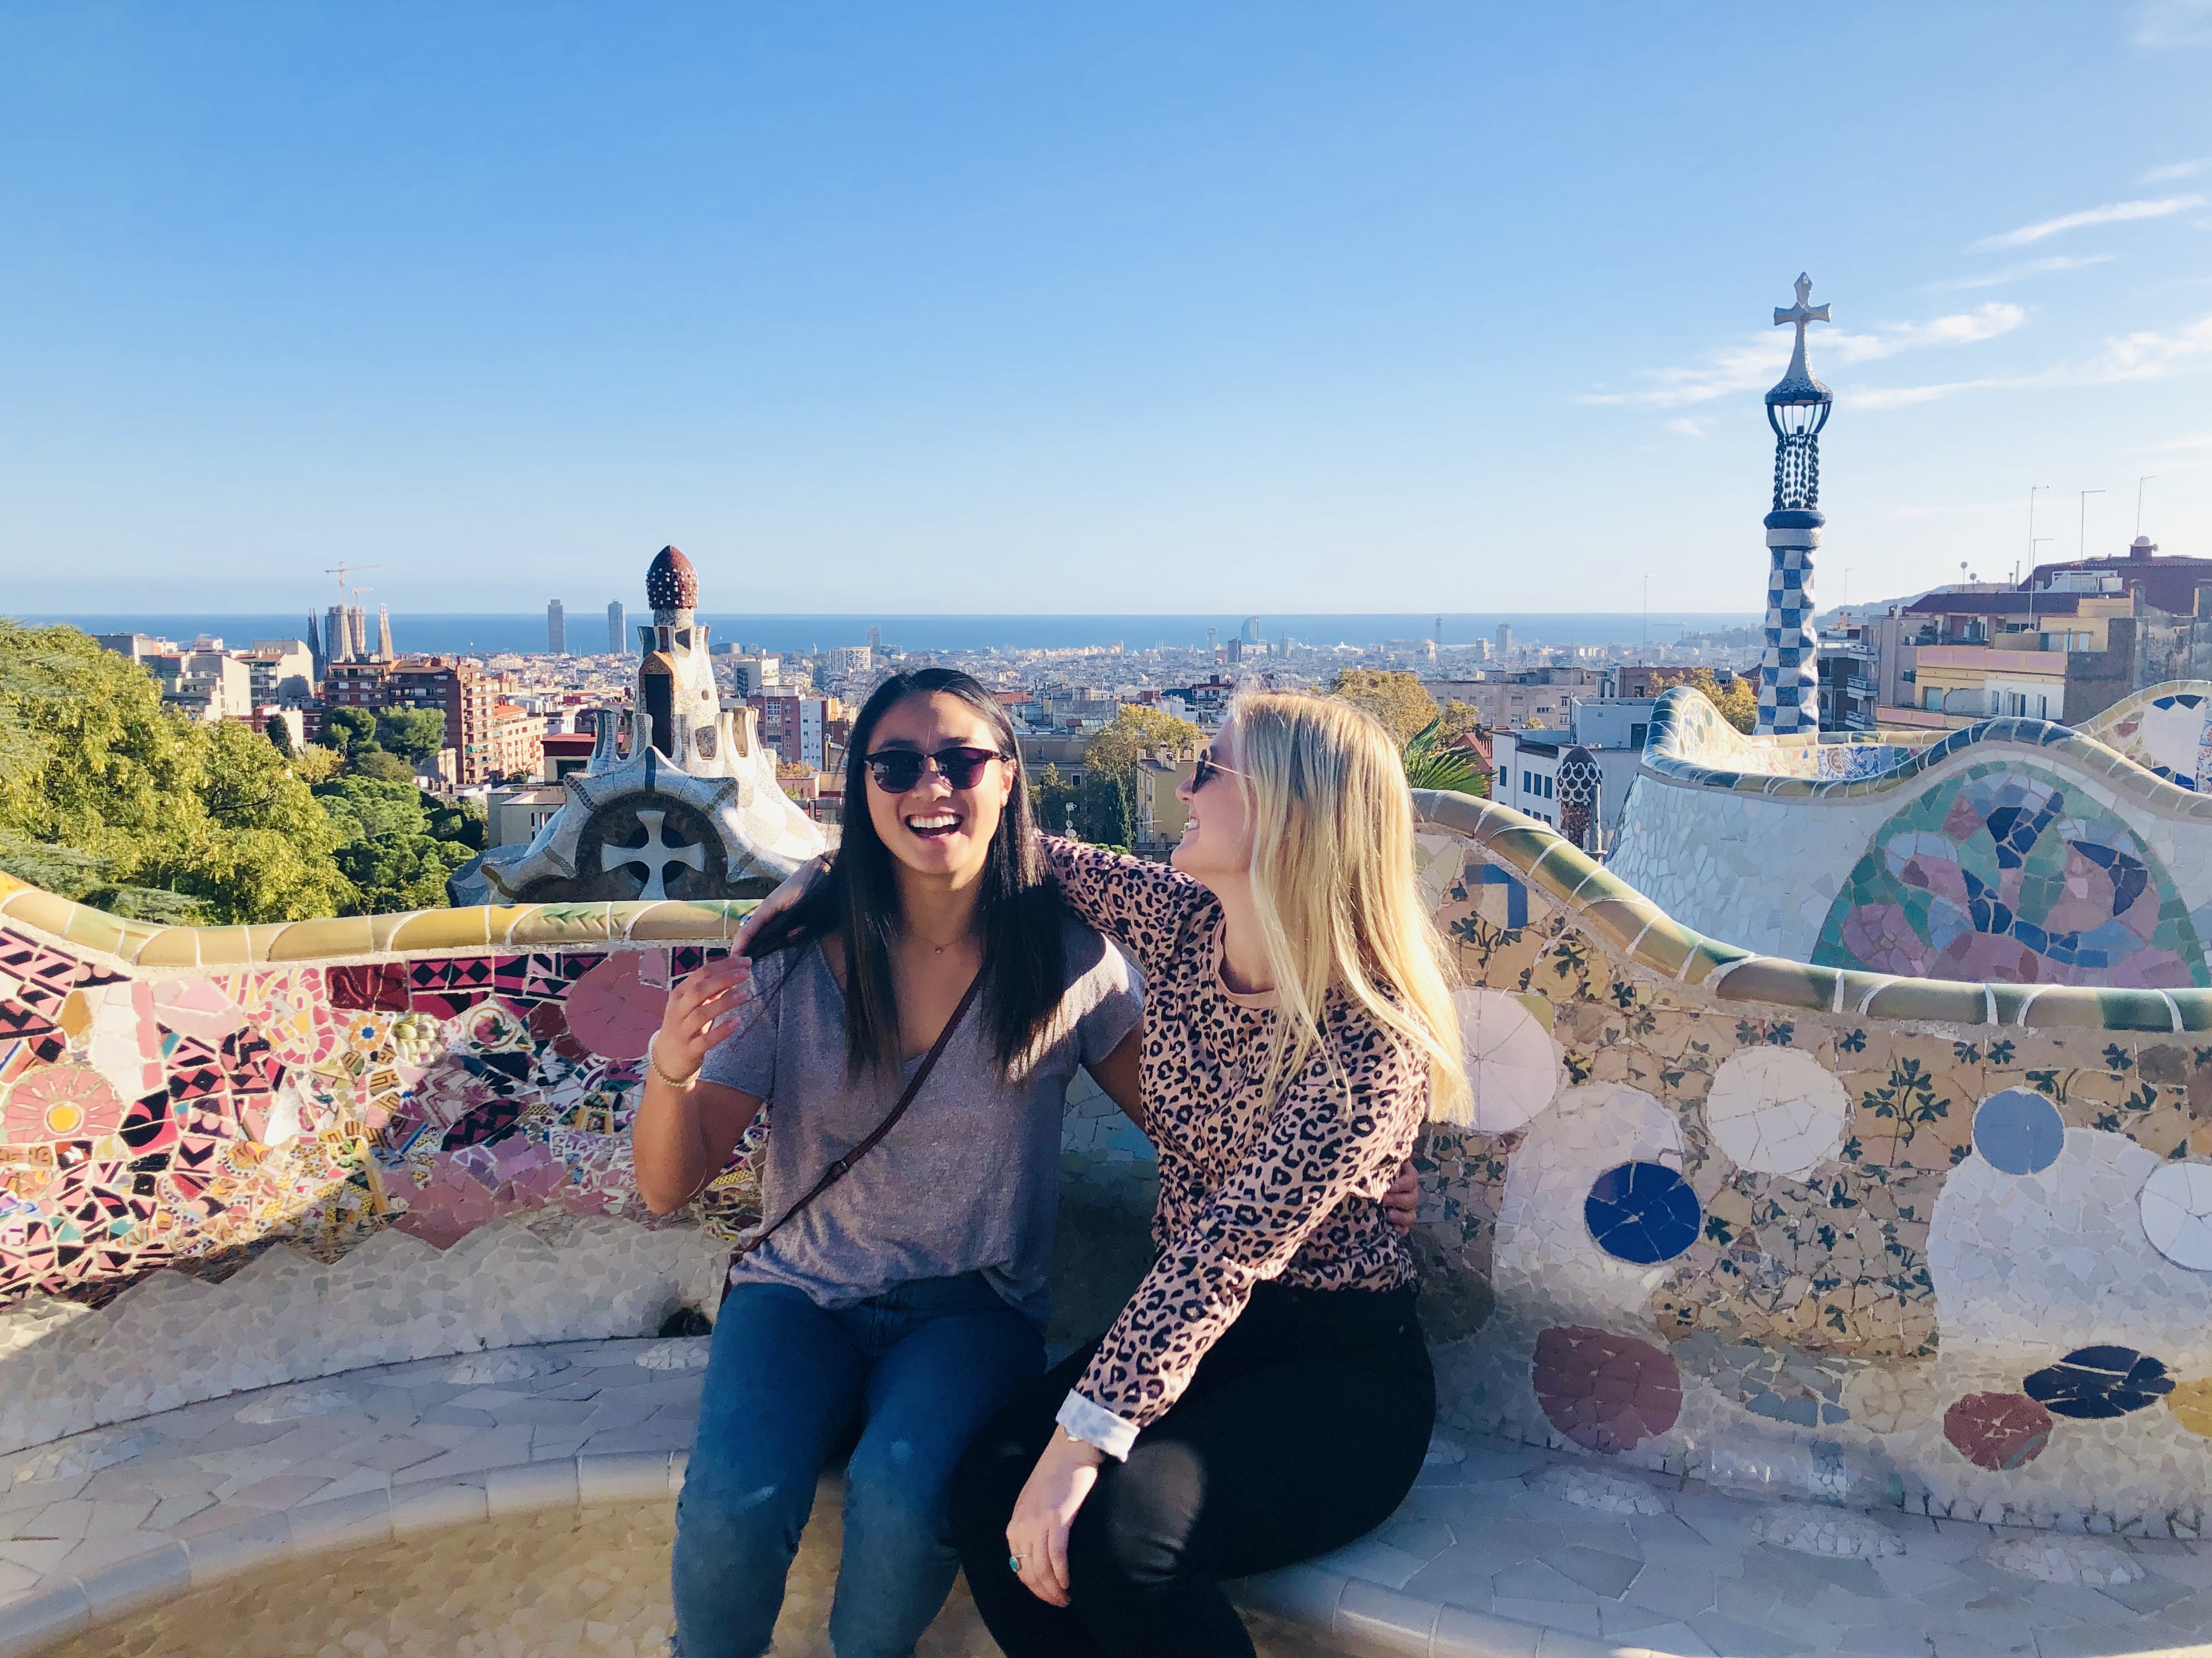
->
[1757, 273, 1834, 735]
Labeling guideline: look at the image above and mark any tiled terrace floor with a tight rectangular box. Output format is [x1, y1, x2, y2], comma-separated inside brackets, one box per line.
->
[5, 1338, 2212, 1658]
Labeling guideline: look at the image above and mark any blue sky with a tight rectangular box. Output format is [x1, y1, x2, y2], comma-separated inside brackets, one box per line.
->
[3, 2, 2209, 616]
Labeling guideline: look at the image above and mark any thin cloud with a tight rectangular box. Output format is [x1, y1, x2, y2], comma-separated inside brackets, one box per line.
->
[1581, 304, 2026, 408]
[1932, 254, 2115, 291]
[1974, 196, 2205, 249]
[1844, 310, 2212, 409]
[2145, 157, 2212, 183]
[2132, 0, 2212, 47]
[1664, 418, 1708, 438]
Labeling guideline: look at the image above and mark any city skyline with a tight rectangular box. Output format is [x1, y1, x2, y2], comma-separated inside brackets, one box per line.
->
[3, 4, 2209, 616]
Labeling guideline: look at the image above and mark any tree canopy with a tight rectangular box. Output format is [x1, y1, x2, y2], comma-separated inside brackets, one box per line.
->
[1069, 704, 1202, 845]
[376, 707, 449, 763]
[1326, 668, 1440, 747]
[0, 620, 350, 922]
[1650, 667, 1757, 735]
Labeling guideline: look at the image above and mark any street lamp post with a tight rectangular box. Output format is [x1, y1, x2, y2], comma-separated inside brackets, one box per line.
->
[2080, 489, 2105, 559]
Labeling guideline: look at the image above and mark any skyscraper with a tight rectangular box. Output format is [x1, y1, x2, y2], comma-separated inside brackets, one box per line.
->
[548, 601, 566, 655]
[607, 601, 626, 655]
[1496, 623, 1512, 656]
[1239, 616, 1261, 646]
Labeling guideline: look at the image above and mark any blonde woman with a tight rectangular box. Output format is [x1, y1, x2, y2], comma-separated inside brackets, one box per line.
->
[948, 690, 1468, 1658]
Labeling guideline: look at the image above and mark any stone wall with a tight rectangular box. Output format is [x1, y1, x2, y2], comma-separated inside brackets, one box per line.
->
[9, 794, 2212, 1535]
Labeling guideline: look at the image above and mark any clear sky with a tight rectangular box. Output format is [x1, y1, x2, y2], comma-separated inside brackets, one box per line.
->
[3, 2, 2209, 616]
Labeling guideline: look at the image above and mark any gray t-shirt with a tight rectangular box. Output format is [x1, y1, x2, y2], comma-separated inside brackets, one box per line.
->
[701, 916, 1143, 1326]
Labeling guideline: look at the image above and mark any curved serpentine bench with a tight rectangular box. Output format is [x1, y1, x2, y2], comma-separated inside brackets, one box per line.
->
[8, 784, 2212, 1653]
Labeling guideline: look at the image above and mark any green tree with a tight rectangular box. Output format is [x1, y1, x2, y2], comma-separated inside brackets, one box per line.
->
[376, 707, 449, 764]
[1327, 668, 1440, 747]
[347, 746, 417, 783]
[0, 621, 349, 923]
[335, 832, 475, 914]
[313, 778, 431, 843]
[265, 717, 293, 758]
[1082, 705, 1206, 786]
[322, 706, 376, 755]
[1652, 667, 1757, 735]
[1078, 772, 1133, 848]
[425, 797, 487, 851]
[1067, 705, 1199, 845]
[1027, 762, 1081, 838]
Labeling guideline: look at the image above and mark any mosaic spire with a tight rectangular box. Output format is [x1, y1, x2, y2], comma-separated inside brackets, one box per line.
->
[1756, 273, 1834, 736]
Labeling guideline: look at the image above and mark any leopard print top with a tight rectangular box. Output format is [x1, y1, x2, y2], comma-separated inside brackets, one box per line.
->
[1043, 836, 1427, 1433]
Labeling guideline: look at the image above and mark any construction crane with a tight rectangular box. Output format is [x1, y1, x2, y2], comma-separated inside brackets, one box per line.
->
[324, 562, 380, 603]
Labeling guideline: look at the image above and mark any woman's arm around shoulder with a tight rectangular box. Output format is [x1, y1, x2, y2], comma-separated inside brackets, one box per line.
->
[1062, 1003, 1429, 1455]
[1037, 835, 1203, 974]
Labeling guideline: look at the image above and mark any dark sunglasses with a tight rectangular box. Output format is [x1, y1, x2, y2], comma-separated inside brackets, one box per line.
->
[864, 746, 1008, 793]
[1189, 748, 1244, 790]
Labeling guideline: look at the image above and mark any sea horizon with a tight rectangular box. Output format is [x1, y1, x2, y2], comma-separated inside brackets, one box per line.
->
[18, 610, 1761, 657]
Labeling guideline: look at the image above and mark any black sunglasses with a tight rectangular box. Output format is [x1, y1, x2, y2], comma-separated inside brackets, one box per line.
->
[864, 745, 1009, 793]
[1190, 747, 1244, 790]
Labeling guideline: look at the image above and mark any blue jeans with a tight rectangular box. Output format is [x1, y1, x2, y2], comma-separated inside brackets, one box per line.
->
[671, 1274, 1044, 1658]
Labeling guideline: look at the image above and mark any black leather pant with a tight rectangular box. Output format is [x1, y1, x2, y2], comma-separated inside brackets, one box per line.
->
[949, 1282, 1435, 1658]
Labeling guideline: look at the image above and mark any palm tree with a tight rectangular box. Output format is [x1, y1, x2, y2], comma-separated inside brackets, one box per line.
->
[1401, 719, 1485, 794]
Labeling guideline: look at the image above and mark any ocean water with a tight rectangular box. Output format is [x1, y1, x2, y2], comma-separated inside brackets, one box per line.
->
[20, 612, 1759, 657]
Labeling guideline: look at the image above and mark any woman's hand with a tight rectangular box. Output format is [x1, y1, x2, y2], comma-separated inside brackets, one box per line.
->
[1005, 1429, 1105, 1607]
[730, 853, 833, 955]
[651, 956, 753, 1082]
[1383, 1157, 1420, 1235]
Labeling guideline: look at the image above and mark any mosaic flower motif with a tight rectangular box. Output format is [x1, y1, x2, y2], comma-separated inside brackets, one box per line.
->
[1584, 1161, 1700, 1264]
[1530, 1324, 1682, 1453]
[2138, 1160, 2212, 1271]
[2, 1064, 126, 1144]
[1943, 1391, 2053, 1470]
[1971, 1088, 2066, 1175]
[1812, 764, 2206, 988]
[2022, 1346, 2174, 1419]
[1452, 987, 1559, 1134]
[1703, 1047, 1848, 1178]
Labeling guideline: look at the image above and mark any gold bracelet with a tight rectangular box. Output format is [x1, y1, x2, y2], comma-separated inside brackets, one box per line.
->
[647, 1035, 699, 1090]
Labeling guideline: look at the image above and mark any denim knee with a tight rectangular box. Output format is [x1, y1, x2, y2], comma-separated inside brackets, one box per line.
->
[675, 1466, 817, 1562]
[842, 1437, 947, 1539]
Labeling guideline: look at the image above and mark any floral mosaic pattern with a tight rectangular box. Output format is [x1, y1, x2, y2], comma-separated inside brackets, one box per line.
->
[0, 926, 755, 1303]
[1811, 762, 2209, 987]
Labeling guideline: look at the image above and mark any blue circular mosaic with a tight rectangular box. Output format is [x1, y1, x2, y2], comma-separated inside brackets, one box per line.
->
[2022, 1346, 2175, 1420]
[1972, 1088, 2066, 1175]
[1584, 1162, 1702, 1264]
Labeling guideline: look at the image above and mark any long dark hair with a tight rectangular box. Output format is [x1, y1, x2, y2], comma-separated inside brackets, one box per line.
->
[745, 667, 1067, 1078]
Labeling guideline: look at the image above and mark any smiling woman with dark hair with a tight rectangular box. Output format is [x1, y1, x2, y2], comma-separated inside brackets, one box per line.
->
[632, 668, 1145, 1658]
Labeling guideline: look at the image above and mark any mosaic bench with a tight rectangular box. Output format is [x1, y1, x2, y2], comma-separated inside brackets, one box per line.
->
[7, 786, 2212, 1655]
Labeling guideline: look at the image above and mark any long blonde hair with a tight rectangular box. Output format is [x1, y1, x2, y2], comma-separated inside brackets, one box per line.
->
[1230, 690, 1472, 1125]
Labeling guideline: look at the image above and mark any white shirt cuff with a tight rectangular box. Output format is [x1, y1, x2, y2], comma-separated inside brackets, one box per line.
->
[1055, 1389, 1140, 1462]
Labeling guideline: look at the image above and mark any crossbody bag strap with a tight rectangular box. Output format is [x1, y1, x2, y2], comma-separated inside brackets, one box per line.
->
[735, 971, 985, 1258]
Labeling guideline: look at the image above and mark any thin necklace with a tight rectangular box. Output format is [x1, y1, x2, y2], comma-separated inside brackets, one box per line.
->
[905, 925, 972, 956]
